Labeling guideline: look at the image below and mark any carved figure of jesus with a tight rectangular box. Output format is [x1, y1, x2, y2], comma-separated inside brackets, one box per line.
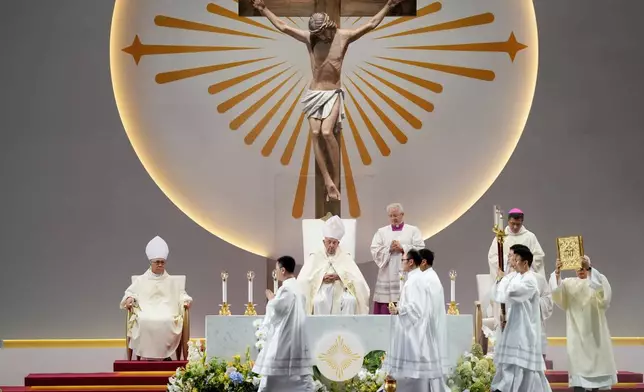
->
[251, 0, 403, 201]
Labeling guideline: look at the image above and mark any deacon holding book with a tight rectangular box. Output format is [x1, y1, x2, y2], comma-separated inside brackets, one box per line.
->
[491, 246, 551, 392]
[253, 256, 314, 391]
[550, 255, 617, 392]
[298, 215, 370, 315]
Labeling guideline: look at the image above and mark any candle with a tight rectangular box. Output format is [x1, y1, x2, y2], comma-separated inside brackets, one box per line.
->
[449, 270, 457, 302]
[221, 271, 228, 303]
[493, 205, 498, 227]
[247, 271, 255, 303]
[272, 269, 278, 293]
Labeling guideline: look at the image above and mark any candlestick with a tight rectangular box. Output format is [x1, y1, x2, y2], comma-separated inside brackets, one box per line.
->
[247, 271, 255, 304]
[447, 270, 459, 315]
[221, 271, 228, 303]
[272, 269, 278, 293]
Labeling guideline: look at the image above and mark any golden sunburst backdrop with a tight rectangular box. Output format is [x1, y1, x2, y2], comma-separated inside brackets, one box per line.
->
[110, 0, 538, 262]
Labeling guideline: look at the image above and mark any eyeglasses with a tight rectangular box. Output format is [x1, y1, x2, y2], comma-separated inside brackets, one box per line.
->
[401, 258, 410, 262]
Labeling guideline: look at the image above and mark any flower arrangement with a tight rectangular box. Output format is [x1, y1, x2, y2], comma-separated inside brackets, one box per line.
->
[342, 350, 387, 392]
[252, 318, 267, 351]
[447, 343, 495, 392]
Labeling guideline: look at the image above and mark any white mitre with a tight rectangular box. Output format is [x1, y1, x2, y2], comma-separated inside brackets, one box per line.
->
[323, 215, 345, 241]
[146, 236, 169, 260]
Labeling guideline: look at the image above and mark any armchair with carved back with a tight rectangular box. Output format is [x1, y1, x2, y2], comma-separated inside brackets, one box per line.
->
[124, 275, 191, 361]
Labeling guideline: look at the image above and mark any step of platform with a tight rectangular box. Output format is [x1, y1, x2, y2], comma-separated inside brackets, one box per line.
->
[113, 360, 187, 372]
[551, 384, 644, 391]
[546, 371, 643, 384]
[24, 372, 174, 387]
[1, 387, 166, 392]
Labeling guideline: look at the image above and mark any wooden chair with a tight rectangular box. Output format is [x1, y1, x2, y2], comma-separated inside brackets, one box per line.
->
[474, 274, 496, 353]
[125, 275, 191, 361]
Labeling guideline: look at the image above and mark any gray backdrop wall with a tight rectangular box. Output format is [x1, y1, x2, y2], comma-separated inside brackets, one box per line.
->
[1, 0, 643, 339]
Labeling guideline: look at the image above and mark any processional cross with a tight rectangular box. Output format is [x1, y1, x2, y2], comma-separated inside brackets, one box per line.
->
[240, 0, 416, 219]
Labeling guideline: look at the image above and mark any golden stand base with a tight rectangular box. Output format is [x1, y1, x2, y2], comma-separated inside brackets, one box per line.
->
[383, 378, 397, 392]
[447, 301, 459, 315]
[219, 302, 231, 315]
[244, 302, 257, 315]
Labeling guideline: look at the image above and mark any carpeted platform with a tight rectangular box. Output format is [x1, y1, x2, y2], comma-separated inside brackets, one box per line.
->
[113, 360, 187, 372]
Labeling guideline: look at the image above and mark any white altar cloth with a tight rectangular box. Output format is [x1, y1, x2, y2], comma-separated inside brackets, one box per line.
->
[205, 314, 473, 370]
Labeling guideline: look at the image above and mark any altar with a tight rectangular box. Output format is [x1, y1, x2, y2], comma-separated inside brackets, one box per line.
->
[205, 314, 473, 371]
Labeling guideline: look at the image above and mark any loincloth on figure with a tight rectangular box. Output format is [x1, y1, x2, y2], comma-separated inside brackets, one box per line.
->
[300, 88, 346, 133]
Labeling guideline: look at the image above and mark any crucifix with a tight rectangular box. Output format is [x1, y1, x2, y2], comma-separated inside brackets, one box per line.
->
[241, 0, 415, 219]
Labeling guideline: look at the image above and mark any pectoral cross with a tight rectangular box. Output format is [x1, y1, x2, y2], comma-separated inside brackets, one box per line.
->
[240, 0, 415, 218]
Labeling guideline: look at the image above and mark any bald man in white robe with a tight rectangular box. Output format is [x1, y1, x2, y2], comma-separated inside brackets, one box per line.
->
[298, 216, 370, 315]
[120, 236, 192, 360]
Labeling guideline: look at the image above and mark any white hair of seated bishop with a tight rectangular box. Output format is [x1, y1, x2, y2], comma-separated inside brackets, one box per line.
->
[323, 215, 345, 241]
[386, 203, 404, 214]
[146, 236, 169, 261]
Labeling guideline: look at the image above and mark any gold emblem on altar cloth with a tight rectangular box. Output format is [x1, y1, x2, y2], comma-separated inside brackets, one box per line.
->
[315, 331, 365, 381]
[556, 235, 584, 270]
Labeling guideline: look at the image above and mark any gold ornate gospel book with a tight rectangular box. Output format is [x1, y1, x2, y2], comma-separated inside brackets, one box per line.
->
[556, 235, 584, 270]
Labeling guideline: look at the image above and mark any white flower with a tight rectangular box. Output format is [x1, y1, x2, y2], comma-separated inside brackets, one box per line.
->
[253, 319, 263, 328]
[195, 339, 202, 348]
[357, 368, 368, 380]
[255, 329, 267, 339]
[255, 340, 265, 350]
[375, 368, 387, 383]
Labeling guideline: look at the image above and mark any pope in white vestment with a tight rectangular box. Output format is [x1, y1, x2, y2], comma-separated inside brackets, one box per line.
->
[120, 236, 192, 360]
[298, 216, 370, 315]
[254, 256, 314, 391]
[383, 250, 445, 392]
[549, 256, 617, 392]
[491, 246, 551, 392]
[371, 203, 425, 314]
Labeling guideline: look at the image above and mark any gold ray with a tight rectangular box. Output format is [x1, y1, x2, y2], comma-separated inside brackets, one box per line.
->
[281, 111, 307, 165]
[286, 17, 297, 25]
[377, 57, 495, 81]
[354, 72, 421, 129]
[365, 62, 443, 93]
[291, 132, 312, 218]
[122, 35, 258, 65]
[218, 67, 291, 113]
[340, 133, 361, 218]
[262, 86, 307, 157]
[352, 17, 363, 25]
[346, 77, 407, 144]
[358, 66, 433, 112]
[344, 87, 391, 157]
[343, 105, 372, 165]
[206, 3, 279, 33]
[208, 62, 286, 95]
[154, 15, 274, 40]
[376, 12, 494, 40]
[230, 72, 299, 130]
[156, 57, 273, 84]
[389, 32, 528, 62]
[373, 2, 442, 32]
[245, 78, 303, 145]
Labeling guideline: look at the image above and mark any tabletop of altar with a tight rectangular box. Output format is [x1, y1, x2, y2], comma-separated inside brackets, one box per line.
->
[205, 314, 473, 369]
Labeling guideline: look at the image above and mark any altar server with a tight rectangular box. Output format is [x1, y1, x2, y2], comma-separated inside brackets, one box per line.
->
[120, 236, 192, 360]
[550, 256, 617, 392]
[371, 203, 425, 314]
[383, 249, 448, 392]
[511, 244, 553, 359]
[298, 216, 370, 315]
[491, 246, 551, 392]
[418, 248, 450, 378]
[488, 208, 545, 332]
[254, 256, 314, 391]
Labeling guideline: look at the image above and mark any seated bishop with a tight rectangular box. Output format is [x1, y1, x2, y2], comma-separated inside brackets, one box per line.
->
[119, 236, 192, 360]
[298, 215, 370, 315]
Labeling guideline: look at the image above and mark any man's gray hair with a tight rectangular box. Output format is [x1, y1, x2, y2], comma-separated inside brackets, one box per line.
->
[386, 203, 404, 214]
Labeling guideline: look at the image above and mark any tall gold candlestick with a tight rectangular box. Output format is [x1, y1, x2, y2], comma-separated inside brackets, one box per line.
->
[447, 270, 459, 315]
[245, 271, 257, 315]
[219, 271, 231, 315]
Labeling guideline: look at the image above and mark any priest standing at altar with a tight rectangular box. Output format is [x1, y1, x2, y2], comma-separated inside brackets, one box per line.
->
[490, 246, 551, 392]
[371, 203, 425, 314]
[298, 215, 370, 315]
[383, 249, 449, 392]
[254, 256, 314, 391]
[549, 256, 617, 392]
[120, 236, 192, 361]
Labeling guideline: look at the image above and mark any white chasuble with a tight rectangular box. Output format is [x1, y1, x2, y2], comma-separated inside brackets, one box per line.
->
[253, 277, 314, 379]
[120, 270, 191, 359]
[491, 271, 551, 392]
[535, 272, 554, 354]
[549, 269, 617, 389]
[297, 248, 370, 315]
[371, 224, 424, 303]
[384, 268, 443, 388]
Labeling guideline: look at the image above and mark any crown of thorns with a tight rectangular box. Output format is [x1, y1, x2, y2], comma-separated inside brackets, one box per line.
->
[309, 13, 335, 34]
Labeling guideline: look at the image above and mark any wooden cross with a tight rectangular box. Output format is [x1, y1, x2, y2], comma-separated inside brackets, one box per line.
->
[239, 0, 416, 218]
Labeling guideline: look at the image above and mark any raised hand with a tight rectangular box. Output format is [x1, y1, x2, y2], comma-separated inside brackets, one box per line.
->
[387, 0, 405, 7]
[555, 258, 563, 274]
[251, 0, 265, 10]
